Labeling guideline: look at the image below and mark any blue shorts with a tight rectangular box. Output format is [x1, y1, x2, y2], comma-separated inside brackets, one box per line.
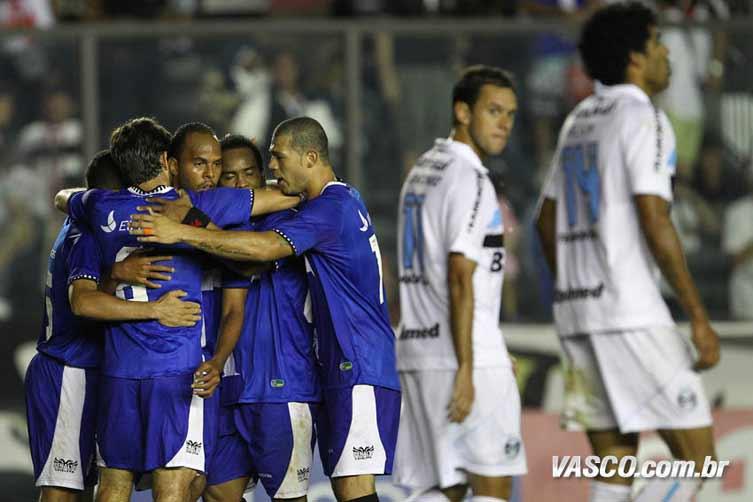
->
[96, 373, 213, 473]
[25, 352, 98, 490]
[317, 385, 401, 477]
[205, 403, 255, 487]
[234, 402, 318, 499]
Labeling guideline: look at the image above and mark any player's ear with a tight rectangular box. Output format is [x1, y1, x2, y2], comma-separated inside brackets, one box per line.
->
[305, 150, 318, 168]
[167, 153, 178, 178]
[453, 101, 472, 127]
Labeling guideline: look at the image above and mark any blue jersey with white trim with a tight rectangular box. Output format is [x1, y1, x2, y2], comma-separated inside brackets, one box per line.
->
[271, 183, 399, 391]
[36, 219, 103, 368]
[229, 211, 320, 403]
[68, 185, 253, 378]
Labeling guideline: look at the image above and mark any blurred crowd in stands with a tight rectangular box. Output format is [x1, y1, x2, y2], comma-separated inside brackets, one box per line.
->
[2, 0, 753, 333]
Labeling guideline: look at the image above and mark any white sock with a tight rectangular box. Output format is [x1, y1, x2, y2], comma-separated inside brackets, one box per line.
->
[470, 497, 506, 502]
[590, 480, 631, 502]
[410, 489, 451, 502]
[633, 479, 702, 501]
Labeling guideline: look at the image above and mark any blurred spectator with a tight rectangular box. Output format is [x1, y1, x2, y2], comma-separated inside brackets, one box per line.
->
[723, 176, 753, 319]
[656, 0, 729, 180]
[671, 176, 720, 254]
[0, 0, 54, 28]
[197, 67, 240, 131]
[692, 130, 746, 218]
[230, 46, 272, 142]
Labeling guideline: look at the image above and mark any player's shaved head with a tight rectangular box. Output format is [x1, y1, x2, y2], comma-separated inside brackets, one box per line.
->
[110, 117, 171, 186]
[272, 116, 329, 163]
[169, 122, 217, 160]
[86, 149, 123, 190]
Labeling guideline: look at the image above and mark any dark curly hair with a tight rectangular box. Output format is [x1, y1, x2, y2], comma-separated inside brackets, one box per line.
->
[579, 2, 657, 86]
[452, 65, 516, 125]
[110, 117, 171, 186]
[85, 149, 123, 190]
[220, 133, 264, 173]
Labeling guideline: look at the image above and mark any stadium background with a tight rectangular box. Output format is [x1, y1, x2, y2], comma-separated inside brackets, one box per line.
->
[0, 1, 752, 500]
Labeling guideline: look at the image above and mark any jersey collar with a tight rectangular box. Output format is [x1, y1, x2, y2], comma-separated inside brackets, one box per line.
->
[127, 185, 173, 196]
[319, 180, 348, 196]
[594, 82, 651, 104]
[436, 138, 489, 174]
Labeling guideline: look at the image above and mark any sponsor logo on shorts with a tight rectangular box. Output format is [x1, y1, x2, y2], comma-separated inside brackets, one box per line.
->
[297, 466, 310, 482]
[398, 323, 439, 340]
[53, 457, 78, 473]
[185, 440, 202, 455]
[353, 445, 375, 460]
[677, 388, 698, 411]
[505, 437, 522, 459]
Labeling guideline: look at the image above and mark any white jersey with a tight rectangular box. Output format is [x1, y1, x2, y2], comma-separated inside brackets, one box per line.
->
[542, 83, 677, 336]
[397, 138, 510, 371]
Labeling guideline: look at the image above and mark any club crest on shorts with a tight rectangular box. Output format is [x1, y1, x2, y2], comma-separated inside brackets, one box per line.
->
[677, 387, 698, 411]
[297, 466, 310, 482]
[353, 445, 375, 460]
[504, 437, 521, 459]
[185, 440, 202, 455]
[53, 457, 78, 473]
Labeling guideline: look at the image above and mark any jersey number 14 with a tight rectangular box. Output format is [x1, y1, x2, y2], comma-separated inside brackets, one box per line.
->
[562, 142, 601, 227]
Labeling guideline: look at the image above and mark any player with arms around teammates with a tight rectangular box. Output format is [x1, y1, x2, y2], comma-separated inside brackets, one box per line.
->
[25, 151, 202, 502]
[57, 117, 299, 502]
[536, 3, 720, 501]
[394, 65, 527, 502]
[130, 116, 400, 502]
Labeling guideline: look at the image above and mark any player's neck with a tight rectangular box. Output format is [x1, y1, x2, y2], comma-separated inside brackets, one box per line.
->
[625, 72, 656, 98]
[137, 174, 171, 193]
[450, 128, 486, 163]
[305, 166, 337, 200]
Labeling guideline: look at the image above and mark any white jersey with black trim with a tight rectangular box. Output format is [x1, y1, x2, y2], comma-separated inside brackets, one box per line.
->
[397, 138, 510, 371]
[541, 83, 677, 336]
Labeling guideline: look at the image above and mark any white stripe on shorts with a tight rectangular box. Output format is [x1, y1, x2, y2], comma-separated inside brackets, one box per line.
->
[166, 393, 206, 472]
[273, 402, 314, 499]
[332, 385, 387, 477]
[37, 365, 87, 490]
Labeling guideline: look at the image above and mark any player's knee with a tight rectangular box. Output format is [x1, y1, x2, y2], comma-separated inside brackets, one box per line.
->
[153, 468, 195, 502]
[587, 430, 639, 459]
[469, 474, 512, 500]
[659, 427, 716, 464]
[331, 474, 376, 501]
[189, 473, 206, 501]
[39, 486, 79, 502]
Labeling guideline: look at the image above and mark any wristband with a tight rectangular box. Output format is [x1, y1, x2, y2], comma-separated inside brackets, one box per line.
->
[182, 207, 211, 227]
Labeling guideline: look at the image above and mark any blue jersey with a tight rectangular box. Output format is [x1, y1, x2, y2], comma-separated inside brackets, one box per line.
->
[36, 219, 103, 368]
[228, 211, 320, 404]
[68, 185, 253, 378]
[272, 182, 399, 391]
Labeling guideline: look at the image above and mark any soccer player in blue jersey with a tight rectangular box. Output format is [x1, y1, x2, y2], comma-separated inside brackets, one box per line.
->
[59, 117, 300, 502]
[130, 117, 400, 502]
[25, 150, 202, 502]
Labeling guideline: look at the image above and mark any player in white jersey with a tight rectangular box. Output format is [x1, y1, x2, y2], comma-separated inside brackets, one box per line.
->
[394, 66, 526, 502]
[536, 3, 720, 502]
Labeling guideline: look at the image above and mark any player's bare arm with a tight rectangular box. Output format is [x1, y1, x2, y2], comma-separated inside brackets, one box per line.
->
[53, 187, 85, 214]
[635, 194, 720, 370]
[447, 252, 476, 423]
[69, 279, 201, 327]
[130, 212, 295, 262]
[536, 197, 558, 275]
[192, 287, 248, 398]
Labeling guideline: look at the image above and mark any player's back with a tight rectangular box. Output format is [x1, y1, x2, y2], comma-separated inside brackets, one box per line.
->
[36, 218, 102, 368]
[69, 185, 253, 378]
[233, 210, 320, 404]
[396, 139, 509, 371]
[274, 182, 399, 391]
[545, 84, 676, 335]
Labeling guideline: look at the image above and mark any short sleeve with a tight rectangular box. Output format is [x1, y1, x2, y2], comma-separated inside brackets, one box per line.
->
[68, 189, 97, 224]
[191, 188, 253, 228]
[541, 155, 562, 201]
[446, 170, 492, 263]
[622, 106, 675, 201]
[67, 225, 102, 285]
[271, 198, 340, 256]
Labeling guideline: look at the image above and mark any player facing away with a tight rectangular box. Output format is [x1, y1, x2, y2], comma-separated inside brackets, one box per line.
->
[394, 66, 527, 502]
[26, 151, 202, 502]
[535, 3, 720, 502]
[62, 117, 299, 502]
[129, 116, 400, 502]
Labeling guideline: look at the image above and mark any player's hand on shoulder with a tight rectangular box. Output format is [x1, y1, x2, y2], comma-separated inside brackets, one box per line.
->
[690, 320, 721, 371]
[140, 189, 193, 222]
[152, 289, 201, 328]
[111, 249, 174, 289]
[129, 211, 183, 244]
[447, 365, 475, 423]
[192, 359, 221, 398]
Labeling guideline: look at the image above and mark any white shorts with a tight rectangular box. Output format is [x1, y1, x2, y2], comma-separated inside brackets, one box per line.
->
[393, 367, 527, 490]
[559, 326, 713, 433]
